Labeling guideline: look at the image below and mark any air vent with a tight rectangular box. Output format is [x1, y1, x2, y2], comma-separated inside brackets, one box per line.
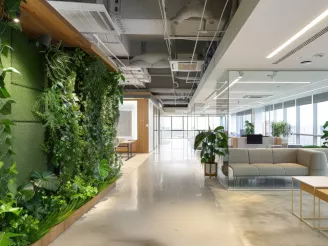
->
[243, 95, 272, 99]
[95, 11, 115, 31]
[170, 61, 204, 72]
[48, 1, 122, 34]
[273, 25, 328, 64]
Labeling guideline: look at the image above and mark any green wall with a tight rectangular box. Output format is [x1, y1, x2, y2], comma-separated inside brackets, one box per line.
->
[3, 29, 47, 182]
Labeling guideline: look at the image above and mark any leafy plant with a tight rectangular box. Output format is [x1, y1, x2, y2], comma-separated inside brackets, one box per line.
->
[271, 121, 292, 137]
[0, 232, 21, 246]
[321, 121, 328, 147]
[244, 120, 254, 135]
[194, 126, 228, 164]
[30, 171, 60, 192]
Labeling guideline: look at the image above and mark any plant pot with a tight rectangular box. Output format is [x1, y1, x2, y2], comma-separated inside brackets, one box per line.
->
[281, 136, 288, 148]
[204, 163, 217, 178]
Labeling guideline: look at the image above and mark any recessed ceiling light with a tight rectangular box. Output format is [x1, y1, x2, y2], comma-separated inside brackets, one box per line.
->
[266, 8, 328, 59]
[300, 60, 312, 65]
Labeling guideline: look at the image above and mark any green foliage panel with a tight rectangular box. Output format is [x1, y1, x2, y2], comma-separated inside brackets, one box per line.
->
[10, 29, 44, 90]
[11, 123, 47, 183]
[4, 29, 46, 183]
[10, 85, 42, 121]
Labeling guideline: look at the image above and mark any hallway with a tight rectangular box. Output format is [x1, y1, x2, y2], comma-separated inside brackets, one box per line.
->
[50, 139, 244, 246]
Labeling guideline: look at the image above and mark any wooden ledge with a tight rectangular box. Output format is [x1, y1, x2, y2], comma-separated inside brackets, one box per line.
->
[20, 0, 118, 72]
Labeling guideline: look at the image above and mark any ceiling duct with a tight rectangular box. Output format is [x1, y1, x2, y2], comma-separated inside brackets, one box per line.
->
[172, 0, 221, 25]
[129, 53, 170, 68]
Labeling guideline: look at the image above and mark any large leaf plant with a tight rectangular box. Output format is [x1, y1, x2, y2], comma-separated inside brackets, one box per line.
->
[194, 126, 228, 164]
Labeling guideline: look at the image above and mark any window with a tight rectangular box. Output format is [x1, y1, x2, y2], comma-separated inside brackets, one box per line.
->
[172, 117, 183, 130]
[209, 116, 221, 129]
[197, 116, 208, 130]
[315, 94, 328, 136]
[298, 97, 313, 134]
[160, 117, 171, 130]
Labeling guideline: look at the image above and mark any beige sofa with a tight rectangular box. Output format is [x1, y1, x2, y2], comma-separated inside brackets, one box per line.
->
[229, 148, 327, 177]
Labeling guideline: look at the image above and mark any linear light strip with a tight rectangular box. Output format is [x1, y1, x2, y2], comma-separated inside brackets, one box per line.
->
[267, 8, 328, 59]
[213, 78, 240, 99]
[239, 82, 310, 84]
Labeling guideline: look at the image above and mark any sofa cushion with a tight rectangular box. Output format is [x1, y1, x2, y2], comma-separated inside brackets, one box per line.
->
[272, 149, 297, 164]
[229, 149, 249, 164]
[229, 164, 259, 176]
[276, 163, 308, 176]
[249, 149, 273, 164]
[251, 164, 285, 176]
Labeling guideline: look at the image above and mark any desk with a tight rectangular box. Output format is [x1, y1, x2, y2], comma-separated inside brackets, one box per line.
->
[316, 189, 328, 237]
[292, 176, 328, 228]
[118, 140, 136, 161]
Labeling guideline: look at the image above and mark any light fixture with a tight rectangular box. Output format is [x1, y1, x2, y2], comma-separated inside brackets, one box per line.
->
[267, 8, 328, 59]
[13, 18, 20, 23]
[300, 60, 312, 65]
[239, 81, 310, 84]
[213, 77, 241, 99]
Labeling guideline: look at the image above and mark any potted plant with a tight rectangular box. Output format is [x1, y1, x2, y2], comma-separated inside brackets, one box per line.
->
[244, 120, 254, 135]
[194, 126, 228, 177]
[271, 121, 292, 147]
[321, 121, 328, 148]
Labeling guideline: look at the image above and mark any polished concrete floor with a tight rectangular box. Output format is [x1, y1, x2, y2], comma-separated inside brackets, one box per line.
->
[51, 139, 328, 246]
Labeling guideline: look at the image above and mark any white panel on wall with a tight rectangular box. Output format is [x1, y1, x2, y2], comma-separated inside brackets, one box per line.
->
[117, 101, 138, 140]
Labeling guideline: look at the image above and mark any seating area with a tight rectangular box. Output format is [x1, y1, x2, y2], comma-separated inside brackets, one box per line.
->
[228, 148, 328, 177]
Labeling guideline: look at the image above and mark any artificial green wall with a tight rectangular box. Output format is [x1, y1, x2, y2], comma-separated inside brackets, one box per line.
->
[3, 29, 47, 182]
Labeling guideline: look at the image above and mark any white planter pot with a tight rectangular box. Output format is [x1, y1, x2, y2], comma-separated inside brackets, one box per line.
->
[204, 163, 217, 177]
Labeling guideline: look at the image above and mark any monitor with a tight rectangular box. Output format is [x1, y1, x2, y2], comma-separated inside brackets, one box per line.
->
[247, 134, 263, 144]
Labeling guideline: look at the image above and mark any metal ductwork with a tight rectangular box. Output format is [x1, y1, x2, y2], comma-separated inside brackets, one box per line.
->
[129, 53, 170, 68]
[172, 0, 226, 25]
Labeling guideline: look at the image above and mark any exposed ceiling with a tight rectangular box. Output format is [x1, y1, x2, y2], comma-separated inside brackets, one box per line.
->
[194, 0, 328, 114]
[49, 0, 238, 109]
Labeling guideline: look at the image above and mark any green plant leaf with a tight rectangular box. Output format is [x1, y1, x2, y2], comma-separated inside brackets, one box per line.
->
[2, 67, 20, 75]
[0, 100, 15, 115]
[0, 232, 21, 246]
[194, 131, 206, 150]
[16, 183, 35, 202]
[0, 88, 11, 99]
[98, 159, 110, 179]
[0, 203, 21, 215]
[30, 171, 60, 191]
[0, 119, 15, 126]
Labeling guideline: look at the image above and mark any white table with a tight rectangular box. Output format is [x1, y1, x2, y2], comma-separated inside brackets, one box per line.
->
[292, 176, 328, 228]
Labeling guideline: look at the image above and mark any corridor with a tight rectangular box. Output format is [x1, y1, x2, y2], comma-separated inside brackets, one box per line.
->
[50, 139, 244, 246]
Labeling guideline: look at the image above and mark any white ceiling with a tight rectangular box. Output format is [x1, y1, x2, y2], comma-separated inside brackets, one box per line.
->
[192, 0, 328, 110]
[203, 70, 328, 114]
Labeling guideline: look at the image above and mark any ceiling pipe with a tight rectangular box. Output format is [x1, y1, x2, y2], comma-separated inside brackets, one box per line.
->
[184, 0, 209, 95]
[187, 0, 230, 99]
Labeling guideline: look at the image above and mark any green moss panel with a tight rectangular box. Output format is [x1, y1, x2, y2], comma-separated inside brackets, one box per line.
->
[5, 29, 47, 183]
